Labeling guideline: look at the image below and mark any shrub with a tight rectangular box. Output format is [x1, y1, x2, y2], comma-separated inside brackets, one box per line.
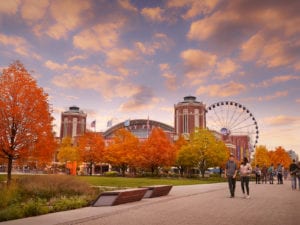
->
[0, 205, 24, 221]
[23, 198, 49, 217]
[0, 175, 100, 222]
[104, 171, 119, 177]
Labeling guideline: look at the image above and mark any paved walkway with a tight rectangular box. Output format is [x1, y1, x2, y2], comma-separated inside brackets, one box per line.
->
[1, 181, 299, 225]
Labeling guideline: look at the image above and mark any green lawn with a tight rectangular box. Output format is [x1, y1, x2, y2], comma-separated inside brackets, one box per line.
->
[0, 174, 226, 188]
[77, 175, 225, 187]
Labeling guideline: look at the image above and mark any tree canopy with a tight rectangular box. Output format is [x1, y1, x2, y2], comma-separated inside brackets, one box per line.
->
[177, 128, 228, 177]
[0, 61, 55, 184]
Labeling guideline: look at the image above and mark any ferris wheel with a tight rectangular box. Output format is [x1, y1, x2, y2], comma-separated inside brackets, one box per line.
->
[205, 101, 259, 151]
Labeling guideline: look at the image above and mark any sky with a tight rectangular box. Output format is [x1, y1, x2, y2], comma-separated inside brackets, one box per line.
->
[0, 0, 299, 156]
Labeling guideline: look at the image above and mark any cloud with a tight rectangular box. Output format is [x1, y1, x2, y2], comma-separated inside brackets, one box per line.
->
[241, 34, 300, 69]
[73, 22, 123, 52]
[67, 55, 87, 62]
[141, 7, 165, 22]
[240, 32, 265, 61]
[216, 58, 238, 79]
[0, 0, 20, 15]
[181, 49, 217, 84]
[51, 64, 140, 100]
[166, 0, 219, 19]
[262, 91, 288, 101]
[45, 60, 68, 71]
[159, 63, 178, 91]
[118, 86, 160, 112]
[187, 0, 300, 53]
[105, 48, 139, 76]
[243, 91, 288, 102]
[196, 81, 246, 97]
[20, 0, 49, 23]
[118, 0, 138, 12]
[251, 75, 300, 88]
[0, 33, 40, 59]
[264, 115, 300, 126]
[46, 0, 91, 39]
[135, 33, 173, 55]
[296, 99, 300, 103]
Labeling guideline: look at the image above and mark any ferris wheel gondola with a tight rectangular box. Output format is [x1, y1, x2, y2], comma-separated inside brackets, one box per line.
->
[205, 101, 259, 151]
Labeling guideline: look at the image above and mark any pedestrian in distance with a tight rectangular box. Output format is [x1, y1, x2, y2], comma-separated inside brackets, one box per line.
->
[255, 164, 261, 184]
[277, 163, 283, 184]
[289, 159, 298, 190]
[225, 153, 238, 198]
[296, 161, 300, 190]
[239, 157, 252, 198]
[268, 163, 274, 184]
[261, 165, 268, 184]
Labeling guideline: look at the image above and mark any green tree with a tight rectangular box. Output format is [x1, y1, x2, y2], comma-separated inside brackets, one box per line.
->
[0, 61, 55, 185]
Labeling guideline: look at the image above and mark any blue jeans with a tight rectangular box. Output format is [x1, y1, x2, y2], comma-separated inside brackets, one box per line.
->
[227, 176, 236, 197]
[291, 175, 297, 190]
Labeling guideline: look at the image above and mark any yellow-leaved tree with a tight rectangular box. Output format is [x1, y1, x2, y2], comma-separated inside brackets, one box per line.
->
[252, 145, 270, 167]
[177, 128, 228, 178]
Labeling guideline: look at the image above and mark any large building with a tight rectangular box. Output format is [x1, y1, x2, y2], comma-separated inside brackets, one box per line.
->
[174, 96, 206, 139]
[103, 119, 175, 141]
[59, 96, 253, 163]
[60, 106, 87, 139]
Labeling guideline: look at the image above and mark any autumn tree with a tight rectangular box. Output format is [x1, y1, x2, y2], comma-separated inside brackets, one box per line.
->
[57, 137, 79, 163]
[140, 127, 176, 175]
[269, 146, 291, 169]
[177, 128, 228, 178]
[252, 145, 270, 167]
[0, 61, 55, 185]
[105, 128, 140, 176]
[174, 134, 189, 176]
[77, 130, 105, 175]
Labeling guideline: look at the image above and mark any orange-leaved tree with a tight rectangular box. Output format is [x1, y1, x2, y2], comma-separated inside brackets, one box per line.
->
[77, 131, 105, 175]
[140, 127, 176, 175]
[0, 61, 55, 185]
[268, 146, 291, 169]
[105, 128, 140, 176]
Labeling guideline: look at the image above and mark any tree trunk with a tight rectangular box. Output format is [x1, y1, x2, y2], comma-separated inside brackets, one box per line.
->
[7, 156, 13, 186]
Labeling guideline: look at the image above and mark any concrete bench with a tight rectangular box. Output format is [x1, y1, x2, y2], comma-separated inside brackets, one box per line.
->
[142, 185, 173, 198]
[92, 188, 148, 206]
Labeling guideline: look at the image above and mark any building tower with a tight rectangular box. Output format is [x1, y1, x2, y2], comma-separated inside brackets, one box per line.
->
[60, 106, 87, 139]
[174, 96, 206, 138]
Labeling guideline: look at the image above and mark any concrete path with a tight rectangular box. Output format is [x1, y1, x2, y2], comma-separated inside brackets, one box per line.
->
[1, 181, 299, 225]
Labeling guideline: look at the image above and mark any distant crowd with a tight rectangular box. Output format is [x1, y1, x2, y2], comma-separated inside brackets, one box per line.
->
[225, 154, 300, 199]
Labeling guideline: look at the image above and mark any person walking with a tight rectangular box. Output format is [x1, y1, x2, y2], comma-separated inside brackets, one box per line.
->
[268, 163, 274, 184]
[240, 157, 252, 198]
[261, 165, 268, 184]
[225, 153, 238, 198]
[289, 159, 298, 190]
[296, 162, 300, 190]
[255, 165, 261, 184]
[277, 163, 283, 184]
